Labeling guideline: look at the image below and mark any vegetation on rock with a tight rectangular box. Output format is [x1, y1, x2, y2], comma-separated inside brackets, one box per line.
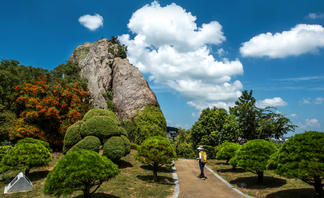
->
[267, 131, 324, 198]
[44, 150, 120, 198]
[134, 136, 177, 182]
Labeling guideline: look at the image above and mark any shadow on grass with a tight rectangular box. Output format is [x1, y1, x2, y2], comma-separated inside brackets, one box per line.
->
[220, 167, 246, 173]
[29, 170, 50, 182]
[230, 176, 286, 189]
[265, 188, 316, 198]
[140, 165, 172, 173]
[136, 175, 175, 185]
[73, 193, 120, 198]
[115, 159, 133, 169]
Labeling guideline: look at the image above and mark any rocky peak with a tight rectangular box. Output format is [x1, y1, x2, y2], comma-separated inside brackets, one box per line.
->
[68, 38, 160, 121]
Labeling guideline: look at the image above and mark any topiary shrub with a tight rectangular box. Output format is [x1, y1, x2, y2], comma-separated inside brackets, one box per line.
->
[44, 150, 120, 198]
[135, 136, 177, 182]
[216, 143, 241, 164]
[103, 136, 125, 161]
[0, 145, 12, 161]
[0, 137, 52, 176]
[215, 142, 233, 154]
[63, 109, 130, 161]
[130, 142, 139, 150]
[67, 136, 101, 154]
[235, 139, 277, 183]
[267, 131, 324, 198]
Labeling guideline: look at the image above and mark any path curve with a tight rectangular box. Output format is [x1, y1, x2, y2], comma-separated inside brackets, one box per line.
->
[172, 159, 252, 198]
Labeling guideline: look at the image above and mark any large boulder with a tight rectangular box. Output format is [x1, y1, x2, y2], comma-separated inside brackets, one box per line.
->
[69, 38, 161, 121]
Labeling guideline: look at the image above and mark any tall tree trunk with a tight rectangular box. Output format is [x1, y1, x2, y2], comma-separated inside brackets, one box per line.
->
[314, 177, 323, 198]
[257, 171, 263, 183]
[153, 163, 158, 182]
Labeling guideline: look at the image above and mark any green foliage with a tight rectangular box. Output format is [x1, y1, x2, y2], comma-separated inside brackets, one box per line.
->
[18, 137, 53, 153]
[173, 127, 192, 157]
[103, 136, 125, 161]
[50, 60, 89, 92]
[0, 137, 52, 176]
[63, 121, 83, 151]
[106, 99, 115, 111]
[102, 86, 115, 111]
[109, 36, 120, 44]
[67, 136, 101, 154]
[236, 139, 277, 183]
[134, 136, 177, 182]
[130, 142, 139, 150]
[0, 59, 49, 111]
[216, 143, 241, 163]
[0, 104, 16, 142]
[191, 107, 239, 149]
[82, 108, 119, 123]
[201, 145, 216, 159]
[121, 120, 137, 143]
[108, 36, 128, 59]
[44, 150, 120, 198]
[229, 153, 239, 170]
[215, 142, 233, 154]
[121, 135, 130, 155]
[132, 104, 167, 145]
[267, 131, 324, 197]
[230, 90, 297, 140]
[0, 145, 12, 161]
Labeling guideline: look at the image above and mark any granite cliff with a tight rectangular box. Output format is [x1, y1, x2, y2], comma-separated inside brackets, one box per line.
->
[68, 38, 160, 121]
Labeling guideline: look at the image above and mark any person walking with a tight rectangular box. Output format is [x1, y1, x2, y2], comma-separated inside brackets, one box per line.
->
[197, 146, 207, 180]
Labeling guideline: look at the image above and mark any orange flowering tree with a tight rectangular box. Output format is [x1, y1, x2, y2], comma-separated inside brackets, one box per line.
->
[10, 75, 90, 149]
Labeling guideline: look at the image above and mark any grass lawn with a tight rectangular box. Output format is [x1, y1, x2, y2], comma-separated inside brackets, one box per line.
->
[206, 159, 317, 198]
[0, 150, 175, 198]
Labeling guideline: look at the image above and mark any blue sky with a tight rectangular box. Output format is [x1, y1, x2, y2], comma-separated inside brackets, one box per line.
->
[1, 0, 324, 137]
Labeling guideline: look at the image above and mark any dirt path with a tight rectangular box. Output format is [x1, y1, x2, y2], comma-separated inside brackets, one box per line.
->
[174, 159, 246, 198]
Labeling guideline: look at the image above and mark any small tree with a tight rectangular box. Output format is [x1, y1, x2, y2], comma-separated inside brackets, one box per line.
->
[267, 131, 324, 198]
[0, 137, 52, 176]
[134, 136, 177, 182]
[216, 143, 241, 164]
[236, 139, 277, 183]
[44, 150, 120, 198]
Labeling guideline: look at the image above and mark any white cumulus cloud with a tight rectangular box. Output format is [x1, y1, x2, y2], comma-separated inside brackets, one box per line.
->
[78, 13, 104, 31]
[119, 1, 244, 110]
[256, 97, 288, 108]
[305, 119, 320, 127]
[315, 97, 324, 104]
[307, 13, 324, 19]
[240, 24, 324, 58]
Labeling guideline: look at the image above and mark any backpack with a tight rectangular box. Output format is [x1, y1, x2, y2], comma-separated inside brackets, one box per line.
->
[201, 151, 207, 163]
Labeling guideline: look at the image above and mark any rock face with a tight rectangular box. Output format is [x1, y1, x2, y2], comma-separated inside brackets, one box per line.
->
[69, 38, 160, 121]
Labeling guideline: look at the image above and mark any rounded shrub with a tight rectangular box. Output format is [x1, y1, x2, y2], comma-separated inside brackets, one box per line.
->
[80, 116, 121, 139]
[44, 150, 120, 198]
[121, 135, 130, 155]
[216, 143, 241, 163]
[130, 142, 139, 150]
[103, 136, 125, 161]
[18, 137, 53, 152]
[67, 136, 101, 154]
[64, 121, 83, 149]
[82, 108, 119, 123]
[215, 142, 233, 154]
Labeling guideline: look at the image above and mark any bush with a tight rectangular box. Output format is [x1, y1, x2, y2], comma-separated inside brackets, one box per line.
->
[201, 145, 216, 159]
[216, 143, 241, 163]
[229, 153, 239, 170]
[267, 131, 324, 197]
[103, 136, 125, 161]
[44, 150, 120, 198]
[63, 109, 130, 161]
[134, 136, 177, 182]
[130, 142, 139, 150]
[67, 136, 101, 154]
[0, 137, 52, 176]
[236, 139, 277, 183]
[18, 137, 53, 152]
[215, 142, 233, 154]
[0, 145, 12, 161]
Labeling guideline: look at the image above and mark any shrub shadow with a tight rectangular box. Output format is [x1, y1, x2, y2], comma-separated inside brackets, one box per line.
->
[29, 170, 50, 182]
[266, 188, 316, 198]
[73, 193, 120, 198]
[140, 165, 172, 173]
[136, 175, 174, 185]
[230, 176, 286, 189]
[115, 159, 133, 169]
[220, 167, 246, 173]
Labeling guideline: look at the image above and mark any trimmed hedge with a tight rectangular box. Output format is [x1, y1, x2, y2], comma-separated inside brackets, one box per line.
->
[67, 136, 101, 154]
[121, 135, 131, 156]
[130, 143, 139, 150]
[18, 137, 53, 153]
[103, 136, 125, 161]
[64, 121, 83, 149]
[82, 108, 119, 123]
[0, 146, 12, 161]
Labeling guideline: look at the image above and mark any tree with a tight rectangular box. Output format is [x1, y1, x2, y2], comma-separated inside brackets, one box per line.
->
[0, 104, 16, 142]
[10, 75, 90, 149]
[191, 107, 238, 149]
[267, 131, 324, 198]
[134, 136, 177, 182]
[173, 127, 195, 158]
[0, 137, 52, 176]
[44, 150, 120, 198]
[132, 104, 167, 145]
[216, 143, 241, 164]
[230, 90, 296, 140]
[235, 139, 277, 183]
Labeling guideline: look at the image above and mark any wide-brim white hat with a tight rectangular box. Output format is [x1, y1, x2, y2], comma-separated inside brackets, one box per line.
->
[197, 146, 204, 150]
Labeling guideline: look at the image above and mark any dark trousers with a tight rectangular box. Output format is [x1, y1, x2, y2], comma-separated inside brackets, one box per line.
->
[199, 161, 205, 178]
